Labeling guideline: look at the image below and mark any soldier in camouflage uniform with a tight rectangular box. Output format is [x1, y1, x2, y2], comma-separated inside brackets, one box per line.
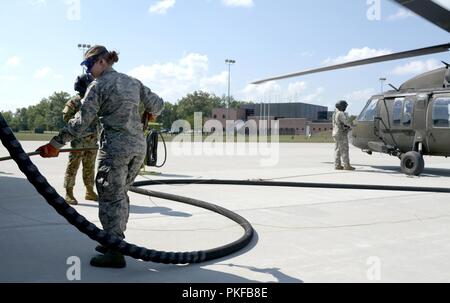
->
[37, 45, 164, 268]
[332, 100, 355, 171]
[63, 74, 99, 205]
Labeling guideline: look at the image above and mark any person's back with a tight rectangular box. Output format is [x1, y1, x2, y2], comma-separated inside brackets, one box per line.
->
[93, 69, 147, 155]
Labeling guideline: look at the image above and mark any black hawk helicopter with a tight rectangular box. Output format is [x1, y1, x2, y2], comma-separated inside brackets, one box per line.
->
[252, 0, 450, 176]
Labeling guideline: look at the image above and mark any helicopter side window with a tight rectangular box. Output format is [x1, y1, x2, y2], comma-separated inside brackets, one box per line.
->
[392, 98, 404, 126]
[358, 99, 378, 122]
[432, 98, 450, 128]
[403, 99, 413, 127]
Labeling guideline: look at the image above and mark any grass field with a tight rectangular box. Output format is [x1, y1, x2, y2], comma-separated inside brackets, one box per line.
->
[14, 132, 57, 142]
[14, 131, 334, 143]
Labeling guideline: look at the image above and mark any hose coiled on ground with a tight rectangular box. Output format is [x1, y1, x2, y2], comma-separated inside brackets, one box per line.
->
[0, 113, 254, 264]
[2, 113, 450, 264]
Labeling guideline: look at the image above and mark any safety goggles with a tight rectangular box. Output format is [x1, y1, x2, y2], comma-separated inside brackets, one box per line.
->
[80, 50, 108, 74]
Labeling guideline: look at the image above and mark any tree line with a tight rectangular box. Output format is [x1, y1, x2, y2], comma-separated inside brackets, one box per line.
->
[1, 90, 249, 132]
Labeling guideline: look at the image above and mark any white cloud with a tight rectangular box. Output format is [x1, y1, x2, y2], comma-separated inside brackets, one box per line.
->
[29, 0, 47, 7]
[391, 59, 443, 76]
[128, 53, 228, 102]
[344, 88, 376, 103]
[149, 0, 176, 15]
[222, 0, 254, 8]
[343, 88, 377, 115]
[34, 67, 52, 79]
[34, 67, 64, 80]
[387, 8, 415, 21]
[0, 75, 18, 81]
[303, 87, 324, 103]
[242, 81, 323, 104]
[432, 0, 450, 10]
[323, 47, 392, 65]
[199, 71, 228, 88]
[5, 56, 21, 67]
[287, 81, 307, 96]
[242, 81, 282, 101]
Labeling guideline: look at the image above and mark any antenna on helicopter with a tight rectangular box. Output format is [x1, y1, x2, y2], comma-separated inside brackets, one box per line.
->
[388, 84, 400, 92]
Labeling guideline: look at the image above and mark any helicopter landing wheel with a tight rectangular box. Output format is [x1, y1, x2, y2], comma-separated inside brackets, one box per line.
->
[400, 151, 425, 176]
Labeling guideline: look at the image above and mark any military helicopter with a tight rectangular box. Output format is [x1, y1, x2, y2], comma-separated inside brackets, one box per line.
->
[252, 0, 450, 176]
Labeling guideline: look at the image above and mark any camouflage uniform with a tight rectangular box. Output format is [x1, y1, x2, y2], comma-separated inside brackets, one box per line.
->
[62, 96, 98, 190]
[332, 109, 353, 169]
[51, 67, 164, 240]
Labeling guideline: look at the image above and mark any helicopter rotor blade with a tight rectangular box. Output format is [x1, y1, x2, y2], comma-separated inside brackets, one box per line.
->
[393, 0, 450, 33]
[251, 43, 450, 85]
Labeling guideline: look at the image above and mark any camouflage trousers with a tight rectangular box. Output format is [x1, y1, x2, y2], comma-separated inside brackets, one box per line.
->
[333, 134, 350, 167]
[96, 151, 145, 240]
[64, 150, 98, 189]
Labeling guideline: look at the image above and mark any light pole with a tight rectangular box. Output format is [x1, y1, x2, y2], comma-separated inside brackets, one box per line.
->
[379, 77, 387, 93]
[78, 43, 92, 74]
[225, 59, 236, 122]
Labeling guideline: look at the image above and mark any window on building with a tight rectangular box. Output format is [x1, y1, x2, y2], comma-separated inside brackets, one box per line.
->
[213, 115, 217, 119]
[433, 97, 450, 128]
[358, 98, 379, 122]
[222, 115, 226, 119]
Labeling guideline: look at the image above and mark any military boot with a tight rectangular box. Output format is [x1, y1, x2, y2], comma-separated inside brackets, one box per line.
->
[335, 165, 344, 170]
[95, 245, 108, 254]
[65, 188, 78, 205]
[85, 186, 98, 201]
[90, 250, 126, 268]
[344, 165, 356, 171]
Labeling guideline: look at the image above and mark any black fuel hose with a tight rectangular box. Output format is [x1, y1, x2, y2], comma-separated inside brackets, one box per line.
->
[133, 179, 450, 194]
[0, 113, 253, 264]
[2, 113, 450, 265]
[155, 131, 167, 168]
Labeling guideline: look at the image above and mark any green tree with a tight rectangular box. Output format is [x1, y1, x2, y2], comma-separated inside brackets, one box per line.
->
[15, 108, 29, 131]
[46, 91, 71, 131]
[220, 94, 252, 109]
[176, 91, 224, 123]
[158, 102, 179, 130]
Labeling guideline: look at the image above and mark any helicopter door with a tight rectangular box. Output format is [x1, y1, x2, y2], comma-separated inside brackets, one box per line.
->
[427, 95, 450, 156]
[385, 97, 415, 152]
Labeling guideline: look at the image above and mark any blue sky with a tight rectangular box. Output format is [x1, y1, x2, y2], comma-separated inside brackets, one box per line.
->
[0, 0, 449, 115]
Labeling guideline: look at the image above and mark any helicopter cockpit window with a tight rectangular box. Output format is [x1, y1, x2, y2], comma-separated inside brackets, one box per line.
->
[432, 98, 450, 128]
[403, 99, 413, 126]
[392, 98, 404, 125]
[358, 99, 378, 122]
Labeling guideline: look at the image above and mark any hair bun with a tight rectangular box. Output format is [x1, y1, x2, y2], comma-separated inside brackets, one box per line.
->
[109, 51, 119, 64]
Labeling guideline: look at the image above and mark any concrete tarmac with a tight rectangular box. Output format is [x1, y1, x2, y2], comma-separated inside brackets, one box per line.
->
[1, 141, 450, 283]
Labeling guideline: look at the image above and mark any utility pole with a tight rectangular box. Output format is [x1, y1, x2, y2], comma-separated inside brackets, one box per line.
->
[225, 59, 236, 123]
[78, 43, 92, 74]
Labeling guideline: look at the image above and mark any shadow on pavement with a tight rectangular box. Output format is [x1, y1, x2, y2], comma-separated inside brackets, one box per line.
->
[78, 203, 193, 217]
[323, 162, 450, 177]
[0, 176, 303, 283]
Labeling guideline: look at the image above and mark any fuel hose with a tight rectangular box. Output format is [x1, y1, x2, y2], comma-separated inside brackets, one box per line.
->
[1, 112, 450, 265]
